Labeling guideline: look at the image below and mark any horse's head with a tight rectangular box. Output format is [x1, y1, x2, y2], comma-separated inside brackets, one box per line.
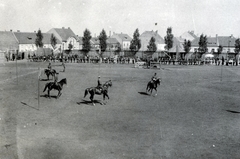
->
[156, 78, 161, 85]
[60, 78, 67, 85]
[105, 80, 112, 87]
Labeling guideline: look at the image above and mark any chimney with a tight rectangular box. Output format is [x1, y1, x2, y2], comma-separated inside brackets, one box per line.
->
[10, 29, 12, 32]
[94, 33, 96, 38]
[68, 27, 70, 29]
[156, 30, 158, 33]
[17, 30, 20, 32]
[62, 27, 64, 29]
[216, 34, 219, 46]
[109, 31, 111, 37]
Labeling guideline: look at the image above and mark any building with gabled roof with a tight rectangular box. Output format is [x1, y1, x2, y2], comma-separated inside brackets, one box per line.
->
[47, 27, 76, 52]
[14, 31, 61, 57]
[0, 31, 19, 61]
[106, 37, 120, 51]
[181, 31, 198, 41]
[90, 37, 100, 51]
[0, 31, 19, 52]
[110, 33, 132, 50]
[190, 34, 237, 59]
[139, 30, 165, 51]
[66, 35, 83, 53]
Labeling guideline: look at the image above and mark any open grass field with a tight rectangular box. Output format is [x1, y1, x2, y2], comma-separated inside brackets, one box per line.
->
[1, 61, 240, 159]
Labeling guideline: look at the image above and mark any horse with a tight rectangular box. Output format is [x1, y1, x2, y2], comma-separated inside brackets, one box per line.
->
[146, 78, 161, 96]
[43, 78, 67, 98]
[44, 69, 57, 80]
[84, 80, 112, 105]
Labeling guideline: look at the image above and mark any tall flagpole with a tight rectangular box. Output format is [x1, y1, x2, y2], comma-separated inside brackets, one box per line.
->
[16, 50, 18, 85]
[37, 47, 41, 110]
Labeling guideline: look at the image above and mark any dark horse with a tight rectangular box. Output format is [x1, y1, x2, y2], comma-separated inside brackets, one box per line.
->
[43, 78, 67, 98]
[44, 69, 57, 80]
[84, 80, 112, 105]
[146, 78, 161, 96]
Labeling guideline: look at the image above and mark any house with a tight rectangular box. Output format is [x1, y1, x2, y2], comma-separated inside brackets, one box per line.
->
[66, 35, 83, 53]
[90, 37, 100, 51]
[106, 37, 120, 51]
[190, 34, 236, 59]
[47, 27, 76, 52]
[110, 33, 132, 50]
[181, 31, 198, 41]
[139, 30, 165, 51]
[168, 37, 185, 59]
[14, 31, 61, 57]
[0, 31, 19, 61]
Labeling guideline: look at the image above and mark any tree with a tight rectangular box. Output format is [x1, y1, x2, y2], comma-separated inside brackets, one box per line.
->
[82, 29, 92, 52]
[130, 28, 141, 51]
[235, 38, 240, 53]
[217, 45, 223, 58]
[50, 34, 57, 49]
[35, 29, 43, 48]
[234, 38, 240, 65]
[99, 29, 107, 52]
[68, 43, 73, 54]
[183, 39, 191, 54]
[164, 27, 174, 51]
[198, 34, 208, 54]
[147, 37, 157, 52]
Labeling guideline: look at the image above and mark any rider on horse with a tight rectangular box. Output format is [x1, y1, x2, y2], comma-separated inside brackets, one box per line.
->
[151, 73, 157, 87]
[96, 76, 103, 92]
[48, 62, 52, 71]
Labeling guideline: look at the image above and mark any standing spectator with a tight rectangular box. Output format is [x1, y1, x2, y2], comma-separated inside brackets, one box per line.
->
[222, 56, 225, 65]
[62, 62, 65, 72]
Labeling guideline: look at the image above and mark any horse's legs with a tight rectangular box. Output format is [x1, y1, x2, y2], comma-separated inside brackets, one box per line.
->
[153, 88, 157, 96]
[90, 94, 95, 106]
[48, 89, 51, 98]
[105, 93, 109, 100]
[57, 90, 62, 98]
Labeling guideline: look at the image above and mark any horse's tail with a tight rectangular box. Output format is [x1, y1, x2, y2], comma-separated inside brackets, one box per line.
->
[84, 88, 89, 98]
[43, 83, 49, 92]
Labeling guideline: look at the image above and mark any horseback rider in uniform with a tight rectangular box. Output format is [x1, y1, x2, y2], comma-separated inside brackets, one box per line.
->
[97, 76, 103, 93]
[151, 73, 157, 87]
[48, 62, 52, 71]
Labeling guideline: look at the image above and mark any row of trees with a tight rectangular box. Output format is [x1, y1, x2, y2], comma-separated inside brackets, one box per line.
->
[35, 27, 175, 56]
[81, 27, 174, 54]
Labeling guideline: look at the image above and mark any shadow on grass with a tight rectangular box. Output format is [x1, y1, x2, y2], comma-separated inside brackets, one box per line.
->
[40, 94, 58, 99]
[20, 102, 39, 110]
[77, 99, 103, 106]
[138, 92, 150, 96]
[226, 110, 240, 114]
[40, 79, 51, 81]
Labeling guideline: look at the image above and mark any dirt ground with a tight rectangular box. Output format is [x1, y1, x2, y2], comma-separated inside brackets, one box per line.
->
[1, 61, 240, 159]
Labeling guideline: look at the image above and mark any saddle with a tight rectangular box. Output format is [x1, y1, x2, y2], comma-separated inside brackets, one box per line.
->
[96, 86, 103, 94]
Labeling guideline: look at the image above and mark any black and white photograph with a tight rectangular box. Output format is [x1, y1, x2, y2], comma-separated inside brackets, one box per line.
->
[1, 0, 240, 158]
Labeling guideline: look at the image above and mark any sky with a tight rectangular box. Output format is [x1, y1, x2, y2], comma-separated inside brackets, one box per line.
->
[1, 0, 240, 38]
